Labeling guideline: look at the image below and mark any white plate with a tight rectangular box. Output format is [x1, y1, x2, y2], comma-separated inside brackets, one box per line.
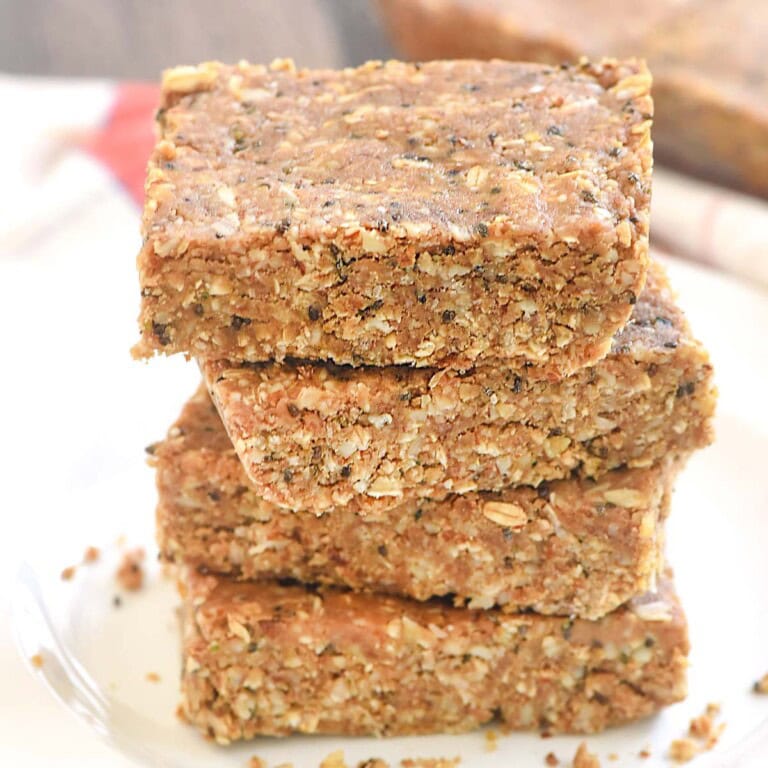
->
[10, 257, 768, 768]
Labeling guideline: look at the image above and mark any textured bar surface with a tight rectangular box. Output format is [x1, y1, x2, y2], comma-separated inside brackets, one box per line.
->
[379, 0, 768, 196]
[180, 568, 689, 742]
[135, 57, 652, 373]
[154, 386, 677, 618]
[201, 262, 715, 513]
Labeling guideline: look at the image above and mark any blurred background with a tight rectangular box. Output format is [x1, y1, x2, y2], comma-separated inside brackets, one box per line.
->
[0, 0, 394, 76]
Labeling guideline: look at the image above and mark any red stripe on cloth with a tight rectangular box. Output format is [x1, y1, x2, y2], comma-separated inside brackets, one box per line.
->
[81, 82, 160, 207]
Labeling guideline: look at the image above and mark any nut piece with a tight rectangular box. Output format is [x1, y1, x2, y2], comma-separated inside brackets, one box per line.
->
[466, 165, 489, 188]
[366, 476, 403, 498]
[754, 673, 768, 694]
[603, 488, 647, 508]
[629, 597, 673, 622]
[482, 500, 528, 528]
[162, 63, 218, 94]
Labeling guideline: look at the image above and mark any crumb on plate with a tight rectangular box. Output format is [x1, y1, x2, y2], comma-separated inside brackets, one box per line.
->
[686, 701, 726, 753]
[320, 751, 348, 768]
[30, 653, 44, 669]
[754, 673, 768, 694]
[669, 738, 698, 763]
[689, 713, 713, 739]
[485, 729, 498, 752]
[545, 753, 559, 767]
[248, 757, 267, 768]
[116, 548, 145, 591]
[572, 742, 600, 768]
[83, 546, 100, 563]
[145, 672, 161, 683]
[60, 565, 76, 581]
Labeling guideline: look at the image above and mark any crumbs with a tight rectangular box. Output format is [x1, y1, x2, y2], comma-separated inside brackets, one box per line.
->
[668, 739, 697, 764]
[572, 742, 601, 768]
[83, 546, 100, 563]
[544, 744, 601, 767]
[58, 541, 147, 601]
[299, 754, 461, 768]
[145, 671, 161, 683]
[59, 545, 102, 581]
[116, 548, 146, 591]
[669, 703, 725, 763]
[60, 565, 77, 581]
[753, 672, 768, 694]
[484, 729, 498, 752]
[319, 752, 347, 768]
[30, 653, 44, 669]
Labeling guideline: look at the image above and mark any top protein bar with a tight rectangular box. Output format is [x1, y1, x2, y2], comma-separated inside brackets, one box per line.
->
[134, 57, 652, 374]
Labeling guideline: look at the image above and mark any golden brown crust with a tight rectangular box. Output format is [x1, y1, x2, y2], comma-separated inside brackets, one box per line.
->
[154, 385, 678, 619]
[136, 57, 652, 372]
[199, 262, 715, 513]
[179, 568, 689, 742]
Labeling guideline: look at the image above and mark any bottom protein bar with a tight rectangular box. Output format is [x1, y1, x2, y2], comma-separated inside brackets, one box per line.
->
[179, 567, 688, 743]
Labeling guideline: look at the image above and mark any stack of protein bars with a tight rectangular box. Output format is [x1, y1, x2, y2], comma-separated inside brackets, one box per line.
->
[136, 58, 716, 743]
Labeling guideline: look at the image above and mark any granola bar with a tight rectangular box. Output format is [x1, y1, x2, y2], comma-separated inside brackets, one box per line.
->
[637, 0, 768, 195]
[153, 386, 676, 619]
[200, 262, 715, 513]
[135, 57, 652, 374]
[179, 567, 689, 741]
[379, 0, 768, 196]
[377, 0, 672, 68]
